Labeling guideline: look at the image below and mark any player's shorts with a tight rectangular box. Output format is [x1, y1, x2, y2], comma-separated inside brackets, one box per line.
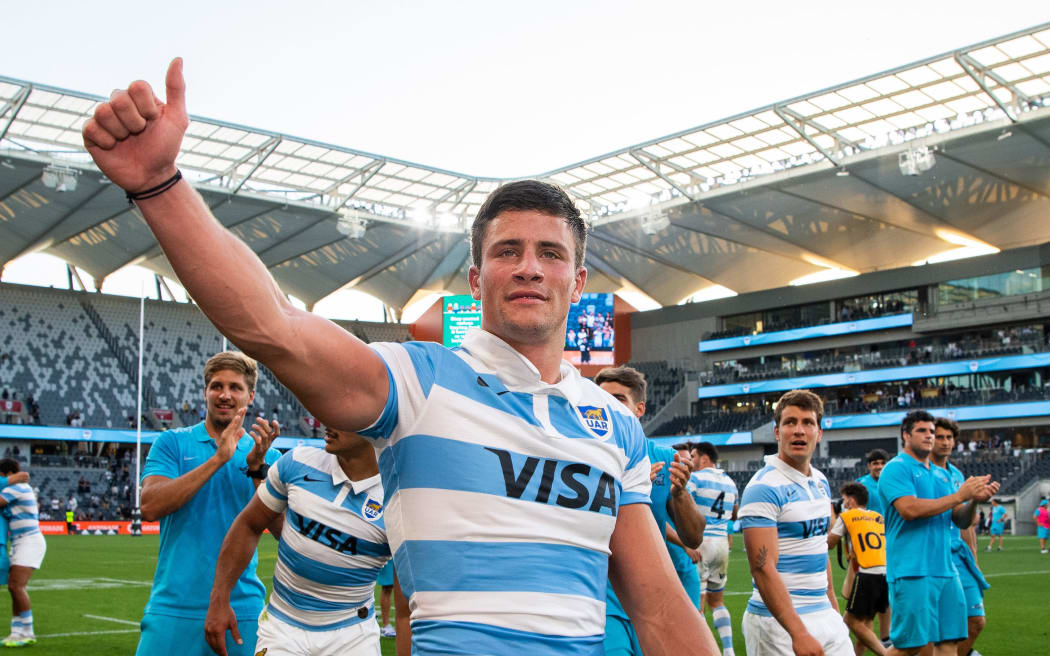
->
[952, 546, 988, 618]
[10, 533, 45, 569]
[1037, 526, 1050, 539]
[604, 614, 642, 656]
[989, 524, 1004, 535]
[675, 565, 701, 609]
[256, 607, 380, 656]
[888, 576, 967, 649]
[845, 572, 889, 619]
[0, 547, 9, 586]
[376, 561, 394, 587]
[136, 613, 259, 656]
[742, 606, 852, 656]
[698, 537, 730, 592]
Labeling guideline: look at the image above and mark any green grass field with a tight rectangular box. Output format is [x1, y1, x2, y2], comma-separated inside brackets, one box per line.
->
[3, 534, 1046, 654]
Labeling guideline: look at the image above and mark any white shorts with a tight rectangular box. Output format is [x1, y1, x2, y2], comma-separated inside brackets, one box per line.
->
[742, 607, 853, 656]
[255, 607, 380, 656]
[10, 533, 46, 569]
[699, 538, 729, 592]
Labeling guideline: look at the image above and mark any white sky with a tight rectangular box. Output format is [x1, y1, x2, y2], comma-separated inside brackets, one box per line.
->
[2, 3, 1047, 317]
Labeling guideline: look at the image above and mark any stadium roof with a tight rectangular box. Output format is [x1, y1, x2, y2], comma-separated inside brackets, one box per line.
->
[3, 23, 1050, 313]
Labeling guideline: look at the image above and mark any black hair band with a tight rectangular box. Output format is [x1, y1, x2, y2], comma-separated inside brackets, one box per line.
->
[125, 169, 183, 204]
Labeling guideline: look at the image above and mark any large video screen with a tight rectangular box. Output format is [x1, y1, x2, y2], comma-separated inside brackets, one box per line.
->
[565, 292, 615, 366]
[442, 294, 481, 347]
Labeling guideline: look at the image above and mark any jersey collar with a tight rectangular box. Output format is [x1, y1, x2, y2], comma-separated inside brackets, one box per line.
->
[764, 454, 822, 486]
[460, 328, 583, 404]
[320, 451, 382, 495]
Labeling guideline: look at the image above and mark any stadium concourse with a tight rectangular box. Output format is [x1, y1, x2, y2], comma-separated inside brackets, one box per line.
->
[1, 20, 1050, 655]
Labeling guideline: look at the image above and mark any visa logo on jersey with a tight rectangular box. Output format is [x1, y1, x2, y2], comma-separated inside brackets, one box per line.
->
[576, 405, 611, 439]
[484, 447, 618, 515]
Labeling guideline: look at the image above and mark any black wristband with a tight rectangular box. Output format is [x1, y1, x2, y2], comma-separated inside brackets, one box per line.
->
[245, 463, 269, 480]
[126, 169, 183, 204]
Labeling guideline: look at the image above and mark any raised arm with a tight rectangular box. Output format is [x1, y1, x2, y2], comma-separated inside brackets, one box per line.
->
[610, 504, 719, 655]
[82, 59, 388, 432]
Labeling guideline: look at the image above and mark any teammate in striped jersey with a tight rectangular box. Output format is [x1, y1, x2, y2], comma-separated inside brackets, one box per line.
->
[0, 459, 44, 647]
[687, 442, 739, 656]
[738, 390, 852, 656]
[85, 72, 717, 652]
[207, 428, 394, 656]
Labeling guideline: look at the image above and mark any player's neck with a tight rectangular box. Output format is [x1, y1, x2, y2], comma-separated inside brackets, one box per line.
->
[777, 452, 812, 476]
[336, 451, 379, 482]
[931, 454, 949, 468]
[500, 335, 566, 384]
[903, 446, 930, 465]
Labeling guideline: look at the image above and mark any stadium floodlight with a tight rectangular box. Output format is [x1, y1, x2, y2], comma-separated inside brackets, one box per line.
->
[335, 210, 368, 239]
[641, 208, 670, 235]
[898, 146, 935, 176]
[41, 164, 78, 192]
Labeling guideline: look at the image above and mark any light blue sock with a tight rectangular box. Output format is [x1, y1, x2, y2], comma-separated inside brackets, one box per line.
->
[11, 611, 32, 636]
[712, 604, 734, 654]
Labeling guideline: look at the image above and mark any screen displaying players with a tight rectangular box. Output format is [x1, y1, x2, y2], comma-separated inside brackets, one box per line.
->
[442, 294, 482, 347]
[565, 292, 615, 366]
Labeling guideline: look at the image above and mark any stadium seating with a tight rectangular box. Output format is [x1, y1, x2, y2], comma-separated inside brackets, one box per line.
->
[0, 282, 411, 430]
[703, 332, 1045, 385]
[627, 360, 685, 422]
[0, 285, 135, 427]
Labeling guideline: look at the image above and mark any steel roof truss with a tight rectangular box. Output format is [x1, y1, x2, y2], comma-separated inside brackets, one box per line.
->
[0, 84, 31, 143]
[629, 150, 698, 202]
[227, 135, 282, 195]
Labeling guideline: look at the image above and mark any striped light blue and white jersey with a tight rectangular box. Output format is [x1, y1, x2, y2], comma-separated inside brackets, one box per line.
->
[687, 467, 738, 540]
[738, 455, 833, 617]
[0, 483, 40, 538]
[256, 447, 391, 632]
[360, 329, 651, 655]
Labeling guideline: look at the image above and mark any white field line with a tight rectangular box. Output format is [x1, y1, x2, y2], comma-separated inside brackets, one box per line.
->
[983, 569, 1050, 578]
[38, 629, 138, 638]
[84, 614, 140, 626]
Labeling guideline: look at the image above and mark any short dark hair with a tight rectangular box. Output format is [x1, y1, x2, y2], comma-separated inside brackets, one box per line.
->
[470, 180, 586, 268]
[901, 410, 936, 444]
[840, 482, 869, 507]
[691, 441, 719, 464]
[672, 441, 694, 452]
[594, 366, 647, 404]
[773, 389, 824, 426]
[0, 459, 20, 475]
[866, 449, 890, 464]
[934, 417, 959, 438]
